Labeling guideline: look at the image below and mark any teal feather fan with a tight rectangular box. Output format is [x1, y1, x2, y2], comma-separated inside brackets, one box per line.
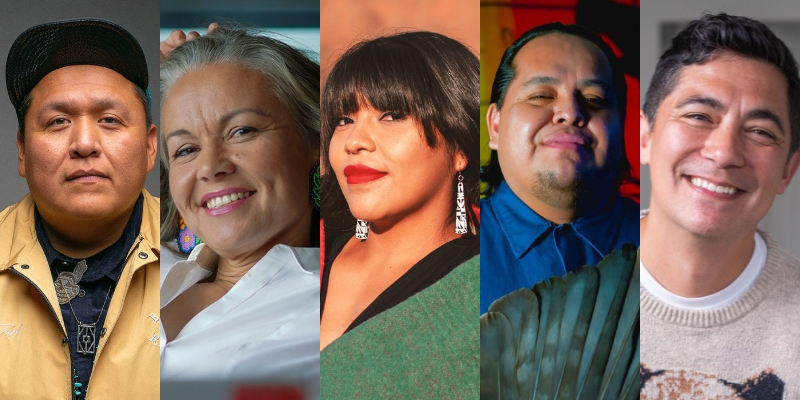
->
[480, 244, 639, 400]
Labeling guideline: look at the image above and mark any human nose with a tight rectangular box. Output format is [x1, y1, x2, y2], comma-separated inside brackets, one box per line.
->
[196, 143, 235, 180]
[552, 93, 587, 127]
[344, 119, 376, 154]
[69, 119, 102, 158]
[700, 123, 746, 168]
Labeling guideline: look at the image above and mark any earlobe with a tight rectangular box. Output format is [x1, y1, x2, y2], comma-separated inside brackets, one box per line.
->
[487, 103, 500, 150]
[16, 131, 25, 178]
[639, 111, 652, 165]
[454, 151, 468, 172]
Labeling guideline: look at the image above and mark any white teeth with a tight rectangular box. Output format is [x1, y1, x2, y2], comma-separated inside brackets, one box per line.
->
[690, 177, 738, 195]
[205, 192, 250, 209]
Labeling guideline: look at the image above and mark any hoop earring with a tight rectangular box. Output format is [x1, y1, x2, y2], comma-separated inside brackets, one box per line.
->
[310, 162, 320, 210]
[177, 215, 202, 254]
[355, 219, 369, 240]
[455, 171, 468, 234]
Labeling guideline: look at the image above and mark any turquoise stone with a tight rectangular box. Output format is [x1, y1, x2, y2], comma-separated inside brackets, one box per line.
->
[75, 382, 83, 387]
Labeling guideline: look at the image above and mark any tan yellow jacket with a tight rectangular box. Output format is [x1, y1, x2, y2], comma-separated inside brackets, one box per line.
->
[0, 191, 160, 399]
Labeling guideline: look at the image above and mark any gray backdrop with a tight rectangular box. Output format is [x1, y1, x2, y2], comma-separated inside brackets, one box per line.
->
[641, 0, 800, 251]
[0, 0, 160, 209]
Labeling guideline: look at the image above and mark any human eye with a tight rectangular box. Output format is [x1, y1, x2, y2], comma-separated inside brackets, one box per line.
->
[335, 116, 354, 126]
[99, 116, 122, 124]
[583, 96, 609, 109]
[747, 127, 779, 145]
[172, 145, 199, 160]
[380, 111, 407, 121]
[684, 113, 712, 123]
[528, 92, 554, 102]
[229, 126, 258, 138]
[47, 117, 69, 127]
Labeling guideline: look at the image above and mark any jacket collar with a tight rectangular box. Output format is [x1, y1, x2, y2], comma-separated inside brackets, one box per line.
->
[487, 180, 626, 259]
[0, 189, 160, 282]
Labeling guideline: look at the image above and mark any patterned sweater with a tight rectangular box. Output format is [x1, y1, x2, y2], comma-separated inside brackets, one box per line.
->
[640, 230, 800, 399]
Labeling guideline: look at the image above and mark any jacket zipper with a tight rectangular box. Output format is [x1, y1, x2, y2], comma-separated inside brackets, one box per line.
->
[10, 267, 76, 400]
[84, 235, 146, 396]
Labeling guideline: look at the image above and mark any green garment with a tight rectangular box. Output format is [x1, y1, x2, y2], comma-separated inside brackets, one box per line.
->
[321, 255, 480, 399]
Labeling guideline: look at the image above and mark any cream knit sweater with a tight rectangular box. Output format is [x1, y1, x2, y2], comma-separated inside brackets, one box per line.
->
[640, 230, 800, 399]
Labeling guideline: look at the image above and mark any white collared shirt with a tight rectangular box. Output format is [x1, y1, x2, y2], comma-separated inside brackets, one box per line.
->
[160, 243, 320, 397]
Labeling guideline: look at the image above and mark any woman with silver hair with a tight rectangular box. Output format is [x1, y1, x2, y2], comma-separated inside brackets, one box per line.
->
[158, 25, 320, 390]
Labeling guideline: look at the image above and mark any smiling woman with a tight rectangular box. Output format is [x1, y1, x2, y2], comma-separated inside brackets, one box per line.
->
[319, 31, 480, 398]
[158, 25, 321, 390]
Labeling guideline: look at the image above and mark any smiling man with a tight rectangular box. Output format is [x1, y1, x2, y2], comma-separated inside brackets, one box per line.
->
[639, 13, 800, 399]
[0, 19, 159, 398]
[480, 23, 639, 313]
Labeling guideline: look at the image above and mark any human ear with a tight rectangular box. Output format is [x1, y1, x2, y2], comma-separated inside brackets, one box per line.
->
[640, 111, 652, 166]
[487, 103, 501, 150]
[16, 131, 25, 178]
[778, 149, 800, 195]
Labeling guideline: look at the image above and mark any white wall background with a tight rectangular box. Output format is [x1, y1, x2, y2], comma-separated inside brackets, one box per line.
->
[641, 0, 800, 251]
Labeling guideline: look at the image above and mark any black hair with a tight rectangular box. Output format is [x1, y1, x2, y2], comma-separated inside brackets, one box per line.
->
[321, 31, 480, 235]
[482, 22, 630, 196]
[643, 12, 800, 158]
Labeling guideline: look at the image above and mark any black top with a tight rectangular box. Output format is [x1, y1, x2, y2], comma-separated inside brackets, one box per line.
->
[321, 232, 479, 333]
[35, 194, 143, 399]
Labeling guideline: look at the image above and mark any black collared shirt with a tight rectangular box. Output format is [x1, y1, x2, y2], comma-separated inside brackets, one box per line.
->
[35, 195, 143, 399]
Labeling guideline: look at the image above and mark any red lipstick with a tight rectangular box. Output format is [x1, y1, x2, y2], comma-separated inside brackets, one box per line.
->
[344, 164, 388, 184]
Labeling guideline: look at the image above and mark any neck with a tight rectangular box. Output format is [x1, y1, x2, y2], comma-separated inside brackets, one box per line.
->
[356, 195, 460, 269]
[213, 208, 312, 288]
[517, 182, 613, 225]
[40, 206, 134, 259]
[641, 208, 755, 298]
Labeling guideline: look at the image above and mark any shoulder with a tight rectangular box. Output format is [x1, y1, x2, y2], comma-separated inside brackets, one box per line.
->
[760, 230, 800, 283]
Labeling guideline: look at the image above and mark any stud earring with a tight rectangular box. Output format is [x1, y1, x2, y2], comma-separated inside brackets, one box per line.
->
[455, 172, 467, 234]
[355, 219, 369, 240]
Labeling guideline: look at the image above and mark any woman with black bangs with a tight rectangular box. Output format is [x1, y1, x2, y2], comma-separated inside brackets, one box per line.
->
[319, 31, 480, 397]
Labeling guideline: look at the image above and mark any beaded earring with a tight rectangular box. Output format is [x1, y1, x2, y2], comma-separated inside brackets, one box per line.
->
[455, 171, 467, 234]
[177, 215, 202, 254]
[355, 219, 369, 240]
[310, 162, 321, 210]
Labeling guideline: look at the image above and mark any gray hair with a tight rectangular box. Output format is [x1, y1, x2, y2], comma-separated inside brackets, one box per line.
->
[159, 25, 320, 246]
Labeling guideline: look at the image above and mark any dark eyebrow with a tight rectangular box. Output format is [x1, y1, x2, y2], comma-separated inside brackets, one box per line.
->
[675, 95, 724, 111]
[164, 108, 272, 141]
[746, 108, 785, 136]
[520, 76, 560, 89]
[580, 79, 612, 92]
[675, 95, 786, 136]
[37, 98, 130, 120]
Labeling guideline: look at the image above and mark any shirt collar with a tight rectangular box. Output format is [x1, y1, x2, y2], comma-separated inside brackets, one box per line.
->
[487, 180, 626, 259]
[35, 194, 144, 282]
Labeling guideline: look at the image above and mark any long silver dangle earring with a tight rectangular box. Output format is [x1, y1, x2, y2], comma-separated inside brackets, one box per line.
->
[455, 171, 467, 234]
[356, 219, 369, 240]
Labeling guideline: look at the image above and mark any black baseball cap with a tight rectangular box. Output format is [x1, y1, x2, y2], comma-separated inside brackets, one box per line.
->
[6, 18, 149, 111]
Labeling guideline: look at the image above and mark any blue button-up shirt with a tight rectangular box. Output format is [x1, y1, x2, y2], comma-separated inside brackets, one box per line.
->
[480, 180, 639, 313]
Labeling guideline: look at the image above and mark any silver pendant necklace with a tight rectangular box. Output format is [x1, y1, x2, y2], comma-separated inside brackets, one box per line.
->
[55, 259, 87, 304]
[55, 260, 114, 355]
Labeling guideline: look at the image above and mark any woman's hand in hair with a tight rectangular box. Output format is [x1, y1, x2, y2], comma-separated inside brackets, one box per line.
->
[160, 23, 219, 62]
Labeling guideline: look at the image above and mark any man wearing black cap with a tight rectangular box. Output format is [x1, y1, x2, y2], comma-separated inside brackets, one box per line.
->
[0, 19, 159, 399]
